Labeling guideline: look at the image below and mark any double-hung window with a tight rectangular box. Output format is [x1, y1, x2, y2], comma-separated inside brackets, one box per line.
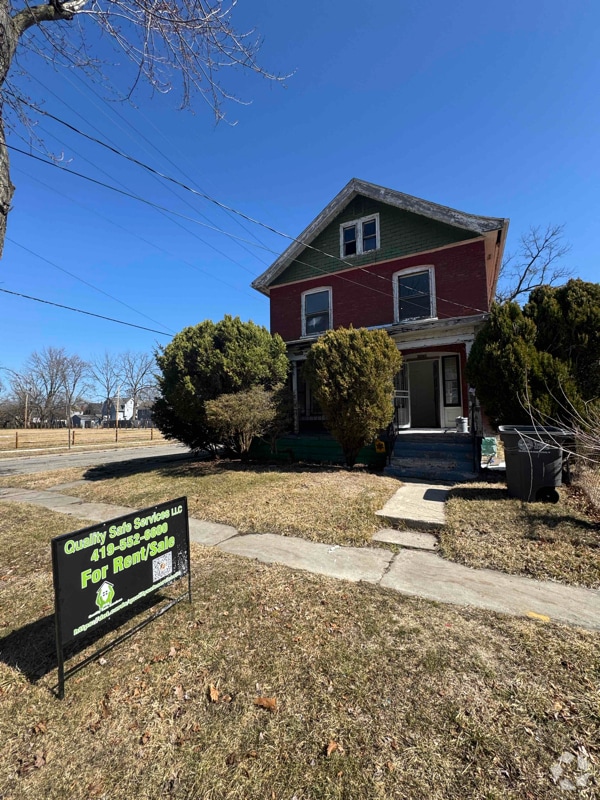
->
[394, 267, 436, 322]
[302, 288, 331, 337]
[340, 214, 380, 258]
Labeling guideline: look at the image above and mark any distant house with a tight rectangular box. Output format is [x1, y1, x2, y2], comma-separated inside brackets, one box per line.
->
[251, 178, 509, 479]
[102, 398, 135, 426]
[71, 414, 100, 429]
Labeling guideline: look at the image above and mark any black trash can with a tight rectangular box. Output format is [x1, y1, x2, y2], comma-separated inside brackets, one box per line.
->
[498, 425, 570, 503]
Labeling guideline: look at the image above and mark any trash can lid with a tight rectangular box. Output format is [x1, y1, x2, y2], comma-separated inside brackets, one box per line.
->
[498, 425, 571, 438]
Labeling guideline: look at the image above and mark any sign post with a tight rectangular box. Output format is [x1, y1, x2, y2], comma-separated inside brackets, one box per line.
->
[52, 496, 191, 698]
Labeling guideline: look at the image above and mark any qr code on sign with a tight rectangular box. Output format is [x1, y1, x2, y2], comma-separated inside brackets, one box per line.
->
[152, 551, 173, 583]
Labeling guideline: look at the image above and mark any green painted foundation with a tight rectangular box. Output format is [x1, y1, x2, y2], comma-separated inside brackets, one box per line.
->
[249, 434, 387, 469]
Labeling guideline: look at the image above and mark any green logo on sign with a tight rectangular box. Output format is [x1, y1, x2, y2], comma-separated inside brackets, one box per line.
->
[96, 581, 115, 610]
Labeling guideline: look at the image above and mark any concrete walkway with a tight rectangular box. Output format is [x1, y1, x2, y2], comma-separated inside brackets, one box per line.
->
[1, 483, 599, 632]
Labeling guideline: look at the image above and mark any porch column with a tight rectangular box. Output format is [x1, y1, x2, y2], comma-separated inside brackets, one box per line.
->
[292, 361, 299, 434]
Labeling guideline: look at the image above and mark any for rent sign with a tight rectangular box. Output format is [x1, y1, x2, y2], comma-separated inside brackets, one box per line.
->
[52, 497, 190, 648]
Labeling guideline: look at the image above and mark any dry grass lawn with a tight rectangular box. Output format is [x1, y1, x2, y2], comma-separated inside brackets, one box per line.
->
[4, 459, 400, 547]
[442, 480, 600, 589]
[0, 502, 598, 799]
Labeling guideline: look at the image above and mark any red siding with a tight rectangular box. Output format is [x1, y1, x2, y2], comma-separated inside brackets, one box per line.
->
[270, 240, 489, 342]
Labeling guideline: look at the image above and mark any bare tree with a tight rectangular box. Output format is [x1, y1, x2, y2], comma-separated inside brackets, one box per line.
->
[61, 353, 90, 443]
[89, 351, 123, 418]
[6, 369, 36, 427]
[25, 346, 69, 426]
[121, 351, 156, 426]
[496, 224, 573, 304]
[0, 0, 287, 257]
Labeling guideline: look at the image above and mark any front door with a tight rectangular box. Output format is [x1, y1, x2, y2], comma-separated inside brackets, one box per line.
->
[408, 360, 440, 428]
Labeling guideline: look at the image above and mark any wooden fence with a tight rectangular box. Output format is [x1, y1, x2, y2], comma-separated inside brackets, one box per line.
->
[0, 427, 166, 453]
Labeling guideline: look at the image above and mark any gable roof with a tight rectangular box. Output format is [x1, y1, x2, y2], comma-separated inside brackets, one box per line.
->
[252, 178, 509, 295]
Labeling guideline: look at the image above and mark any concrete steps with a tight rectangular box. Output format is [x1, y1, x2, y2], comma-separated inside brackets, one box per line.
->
[385, 432, 478, 482]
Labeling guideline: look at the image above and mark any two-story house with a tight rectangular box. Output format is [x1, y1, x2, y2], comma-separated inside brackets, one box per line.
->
[251, 179, 508, 473]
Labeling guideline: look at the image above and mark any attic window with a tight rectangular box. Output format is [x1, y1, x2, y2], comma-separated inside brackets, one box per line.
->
[340, 213, 380, 258]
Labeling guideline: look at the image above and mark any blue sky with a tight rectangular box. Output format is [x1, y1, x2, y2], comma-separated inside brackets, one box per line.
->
[1, 0, 598, 386]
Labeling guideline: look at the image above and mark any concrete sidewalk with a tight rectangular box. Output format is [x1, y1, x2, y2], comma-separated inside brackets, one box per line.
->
[1, 483, 599, 632]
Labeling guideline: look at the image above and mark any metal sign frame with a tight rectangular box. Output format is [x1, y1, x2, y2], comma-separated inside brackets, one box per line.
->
[52, 496, 191, 698]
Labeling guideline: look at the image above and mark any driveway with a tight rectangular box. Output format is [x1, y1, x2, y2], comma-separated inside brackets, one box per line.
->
[0, 442, 192, 477]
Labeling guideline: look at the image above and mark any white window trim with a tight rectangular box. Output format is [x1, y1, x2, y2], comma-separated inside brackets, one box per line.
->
[301, 286, 332, 337]
[393, 265, 437, 323]
[339, 213, 380, 258]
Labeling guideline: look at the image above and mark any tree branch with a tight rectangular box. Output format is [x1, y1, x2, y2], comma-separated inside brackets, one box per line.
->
[12, 1, 84, 37]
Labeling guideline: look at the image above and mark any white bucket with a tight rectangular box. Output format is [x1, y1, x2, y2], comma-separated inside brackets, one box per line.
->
[456, 416, 469, 433]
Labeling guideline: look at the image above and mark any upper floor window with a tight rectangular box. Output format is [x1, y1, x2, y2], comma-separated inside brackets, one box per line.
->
[340, 214, 380, 258]
[302, 287, 331, 337]
[394, 266, 436, 322]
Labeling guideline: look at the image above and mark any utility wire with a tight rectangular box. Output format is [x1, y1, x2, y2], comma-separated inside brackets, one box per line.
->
[7, 145, 418, 304]
[12, 165, 257, 300]
[7, 143, 276, 252]
[7, 235, 177, 333]
[11, 83, 270, 269]
[7, 103, 493, 317]
[0, 287, 172, 336]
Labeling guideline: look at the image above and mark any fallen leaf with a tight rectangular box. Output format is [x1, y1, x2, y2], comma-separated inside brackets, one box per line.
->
[208, 684, 220, 703]
[326, 740, 339, 757]
[254, 696, 277, 711]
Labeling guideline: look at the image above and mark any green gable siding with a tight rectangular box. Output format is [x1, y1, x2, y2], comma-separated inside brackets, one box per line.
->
[271, 195, 480, 286]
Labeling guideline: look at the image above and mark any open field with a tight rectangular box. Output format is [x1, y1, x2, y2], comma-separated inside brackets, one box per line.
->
[0, 501, 598, 800]
[0, 427, 166, 457]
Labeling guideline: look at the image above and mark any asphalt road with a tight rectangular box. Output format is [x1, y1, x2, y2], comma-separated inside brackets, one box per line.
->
[0, 442, 192, 477]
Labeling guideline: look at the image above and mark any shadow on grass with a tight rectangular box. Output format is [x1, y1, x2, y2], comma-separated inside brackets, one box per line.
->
[448, 483, 599, 539]
[82, 451, 199, 482]
[446, 485, 510, 503]
[83, 455, 361, 483]
[0, 594, 169, 684]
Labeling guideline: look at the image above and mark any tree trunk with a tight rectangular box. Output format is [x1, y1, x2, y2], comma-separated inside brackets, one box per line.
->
[0, 0, 75, 257]
[0, 0, 18, 257]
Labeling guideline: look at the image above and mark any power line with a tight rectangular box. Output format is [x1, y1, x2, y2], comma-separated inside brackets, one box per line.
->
[7, 106, 493, 317]
[7, 236, 177, 333]
[12, 164, 258, 301]
[0, 287, 172, 336]
[7, 143, 277, 253]
[11, 83, 271, 269]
